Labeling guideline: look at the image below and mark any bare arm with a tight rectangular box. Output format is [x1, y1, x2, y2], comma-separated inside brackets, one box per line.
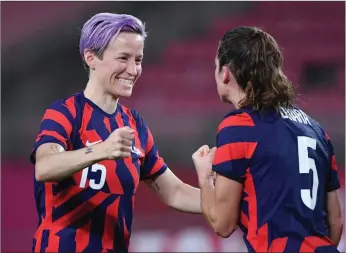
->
[200, 173, 241, 238]
[326, 190, 343, 245]
[145, 168, 201, 213]
[35, 127, 135, 182]
[35, 142, 106, 182]
[199, 175, 217, 228]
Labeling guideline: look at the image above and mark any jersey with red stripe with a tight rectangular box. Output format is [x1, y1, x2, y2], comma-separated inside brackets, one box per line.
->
[30, 92, 167, 253]
[212, 106, 340, 253]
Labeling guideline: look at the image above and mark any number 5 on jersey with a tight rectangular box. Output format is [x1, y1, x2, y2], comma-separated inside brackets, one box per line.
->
[79, 163, 107, 190]
[298, 136, 319, 210]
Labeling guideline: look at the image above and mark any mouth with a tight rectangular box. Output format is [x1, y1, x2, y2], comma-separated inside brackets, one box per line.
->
[116, 78, 134, 88]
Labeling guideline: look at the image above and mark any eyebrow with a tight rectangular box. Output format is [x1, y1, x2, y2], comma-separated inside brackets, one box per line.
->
[118, 52, 143, 58]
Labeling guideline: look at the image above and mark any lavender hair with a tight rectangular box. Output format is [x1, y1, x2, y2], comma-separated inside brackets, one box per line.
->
[79, 12, 147, 62]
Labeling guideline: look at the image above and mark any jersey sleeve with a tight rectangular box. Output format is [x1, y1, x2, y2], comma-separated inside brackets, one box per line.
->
[212, 112, 258, 184]
[137, 117, 168, 181]
[30, 100, 75, 164]
[325, 133, 341, 192]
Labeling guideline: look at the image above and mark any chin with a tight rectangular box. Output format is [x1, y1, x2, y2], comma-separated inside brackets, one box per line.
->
[115, 89, 133, 98]
[108, 83, 132, 97]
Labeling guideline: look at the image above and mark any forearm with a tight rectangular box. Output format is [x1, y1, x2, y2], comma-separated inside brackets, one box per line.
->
[328, 219, 343, 245]
[200, 178, 217, 227]
[36, 144, 105, 182]
[170, 183, 201, 213]
[147, 169, 202, 213]
[326, 190, 343, 246]
[200, 176, 238, 238]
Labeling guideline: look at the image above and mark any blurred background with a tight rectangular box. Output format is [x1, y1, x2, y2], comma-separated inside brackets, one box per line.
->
[1, 1, 345, 252]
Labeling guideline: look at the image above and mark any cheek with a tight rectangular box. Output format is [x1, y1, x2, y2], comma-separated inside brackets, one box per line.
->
[109, 62, 126, 75]
[215, 77, 226, 95]
[215, 72, 221, 88]
[214, 70, 218, 82]
[216, 81, 222, 94]
[136, 65, 143, 77]
[214, 67, 222, 82]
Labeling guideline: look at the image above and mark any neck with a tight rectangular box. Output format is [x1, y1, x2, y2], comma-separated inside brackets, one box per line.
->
[228, 91, 246, 109]
[84, 79, 119, 114]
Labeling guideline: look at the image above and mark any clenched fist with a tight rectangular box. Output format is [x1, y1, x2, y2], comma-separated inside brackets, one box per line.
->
[102, 126, 135, 160]
[192, 145, 217, 184]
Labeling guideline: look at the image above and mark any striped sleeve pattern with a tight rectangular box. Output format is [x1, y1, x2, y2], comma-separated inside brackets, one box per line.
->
[133, 112, 167, 181]
[212, 112, 258, 183]
[30, 97, 76, 164]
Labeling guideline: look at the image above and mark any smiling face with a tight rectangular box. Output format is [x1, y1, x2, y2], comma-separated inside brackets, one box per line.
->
[84, 32, 144, 98]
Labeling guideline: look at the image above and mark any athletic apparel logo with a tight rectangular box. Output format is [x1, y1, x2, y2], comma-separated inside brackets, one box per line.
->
[86, 140, 102, 147]
[132, 145, 143, 156]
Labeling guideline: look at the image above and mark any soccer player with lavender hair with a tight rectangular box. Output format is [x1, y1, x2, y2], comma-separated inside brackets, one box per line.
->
[30, 13, 201, 253]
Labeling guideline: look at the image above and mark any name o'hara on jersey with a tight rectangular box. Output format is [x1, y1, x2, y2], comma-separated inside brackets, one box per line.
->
[280, 107, 311, 126]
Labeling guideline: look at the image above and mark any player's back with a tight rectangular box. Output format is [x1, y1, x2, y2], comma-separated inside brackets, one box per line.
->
[234, 106, 339, 252]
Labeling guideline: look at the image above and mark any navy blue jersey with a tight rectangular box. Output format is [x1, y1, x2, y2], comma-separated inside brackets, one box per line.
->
[30, 92, 167, 253]
[212, 106, 340, 252]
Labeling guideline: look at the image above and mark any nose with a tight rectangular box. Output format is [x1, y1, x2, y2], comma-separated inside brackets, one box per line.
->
[126, 61, 138, 76]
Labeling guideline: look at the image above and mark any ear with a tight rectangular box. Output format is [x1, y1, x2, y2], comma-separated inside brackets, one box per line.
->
[84, 49, 96, 70]
[221, 66, 231, 84]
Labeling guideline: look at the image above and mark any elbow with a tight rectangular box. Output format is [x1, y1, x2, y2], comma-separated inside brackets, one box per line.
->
[214, 221, 237, 238]
[328, 217, 344, 244]
[35, 173, 43, 182]
[214, 225, 237, 238]
[35, 165, 46, 182]
[166, 199, 177, 209]
[336, 218, 344, 230]
[35, 173, 49, 182]
[35, 160, 52, 182]
[163, 197, 175, 209]
[340, 220, 344, 231]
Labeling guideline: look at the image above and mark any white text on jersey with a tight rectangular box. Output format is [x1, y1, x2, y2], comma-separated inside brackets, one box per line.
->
[280, 107, 311, 125]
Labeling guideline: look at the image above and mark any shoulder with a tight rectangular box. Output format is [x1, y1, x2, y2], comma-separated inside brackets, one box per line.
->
[218, 108, 255, 133]
[292, 107, 328, 141]
[216, 108, 259, 146]
[44, 93, 80, 120]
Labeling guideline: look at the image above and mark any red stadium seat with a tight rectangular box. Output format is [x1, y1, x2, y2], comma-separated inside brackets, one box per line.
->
[138, 2, 344, 114]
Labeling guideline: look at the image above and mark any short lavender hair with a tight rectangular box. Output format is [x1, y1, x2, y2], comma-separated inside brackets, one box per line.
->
[79, 12, 147, 62]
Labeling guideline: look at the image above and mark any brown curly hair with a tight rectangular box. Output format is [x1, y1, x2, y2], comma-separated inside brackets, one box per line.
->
[217, 27, 295, 111]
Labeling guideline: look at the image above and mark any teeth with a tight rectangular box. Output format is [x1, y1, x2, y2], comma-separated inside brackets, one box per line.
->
[117, 78, 133, 87]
